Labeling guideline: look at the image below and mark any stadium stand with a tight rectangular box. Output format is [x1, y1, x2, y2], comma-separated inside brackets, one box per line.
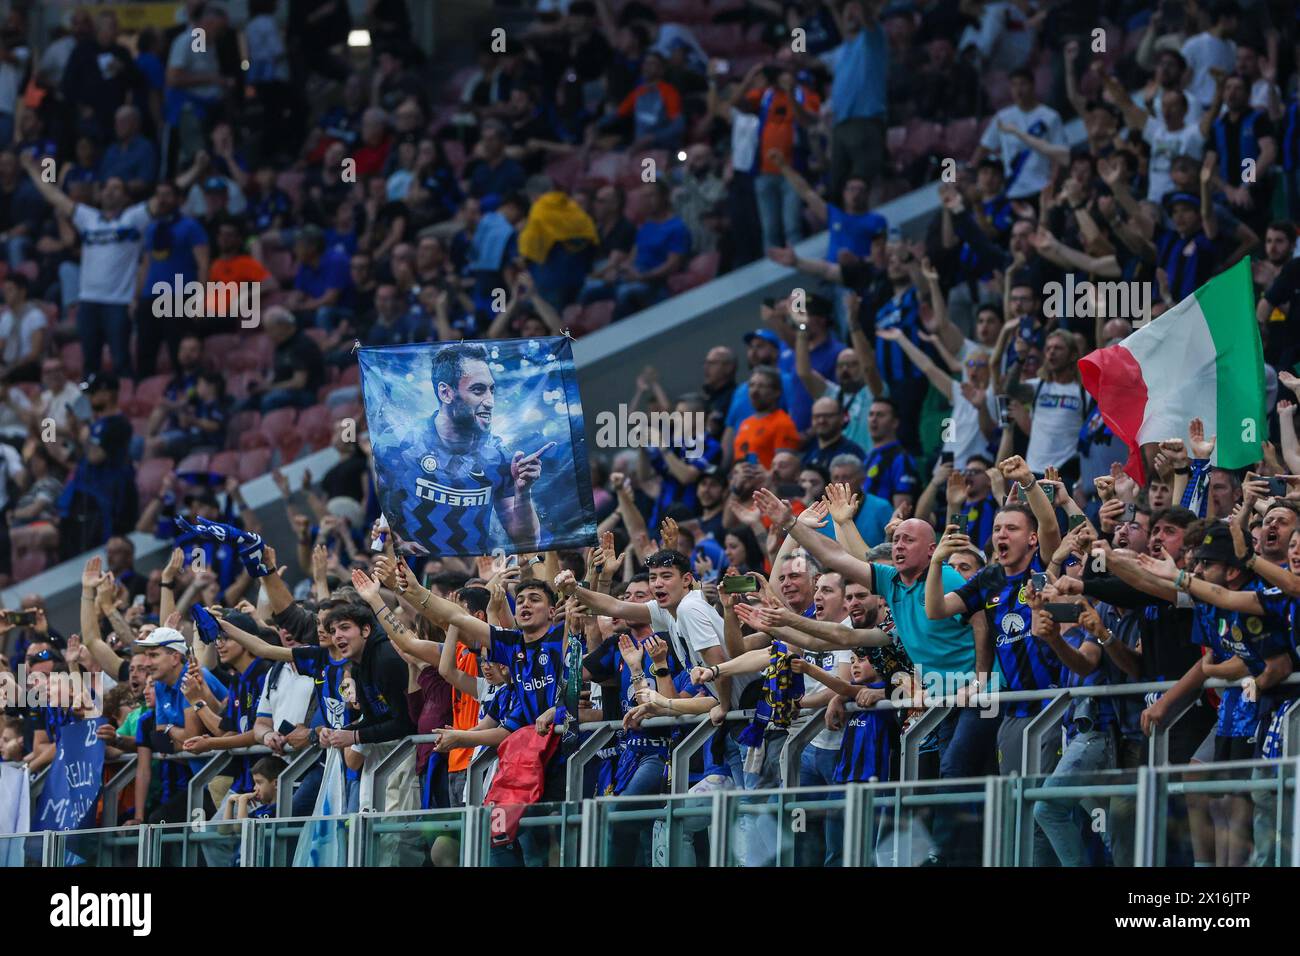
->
[2, 0, 1300, 873]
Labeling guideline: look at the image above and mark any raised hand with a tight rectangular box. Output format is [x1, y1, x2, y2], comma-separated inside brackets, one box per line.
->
[752, 487, 794, 528]
[81, 556, 102, 589]
[825, 482, 860, 524]
[998, 455, 1033, 487]
[350, 567, 381, 603]
[1188, 418, 1215, 460]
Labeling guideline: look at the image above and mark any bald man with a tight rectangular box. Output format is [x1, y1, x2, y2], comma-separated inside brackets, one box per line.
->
[752, 486, 998, 864]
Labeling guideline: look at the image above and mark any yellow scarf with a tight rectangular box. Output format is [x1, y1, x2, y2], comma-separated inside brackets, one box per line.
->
[517, 191, 598, 264]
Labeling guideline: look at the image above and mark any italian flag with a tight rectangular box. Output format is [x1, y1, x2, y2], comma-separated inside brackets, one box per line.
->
[1079, 257, 1265, 484]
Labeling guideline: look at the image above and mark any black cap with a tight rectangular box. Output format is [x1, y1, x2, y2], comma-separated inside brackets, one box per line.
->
[80, 371, 119, 393]
[1192, 525, 1248, 570]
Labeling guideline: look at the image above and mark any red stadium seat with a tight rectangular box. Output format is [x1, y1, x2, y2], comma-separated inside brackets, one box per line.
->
[136, 457, 175, 500]
[11, 549, 48, 582]
[60, 342, 83, 380]
[297, 403, 334, 450]
[226, 334, 274, 373]
[577, 300, 615, 334]
[175, 452, 212, 475]
[544, 151, 588, 192]
[203, 333, 243, 368]
[258, 408, 297, 443]
[129, 374, 172, 417]
[943, 117, 981, 163]
[239, 430, 271, 451]
[338, 364, 360, 387]
[209, 450, 241, 478]
[237, 447, 272, 482]
[226, 410, 261, 448]
[983, 70, 1011, 111]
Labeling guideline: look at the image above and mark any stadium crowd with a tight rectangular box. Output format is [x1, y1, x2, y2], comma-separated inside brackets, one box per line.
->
[3, 0, 1300, 868]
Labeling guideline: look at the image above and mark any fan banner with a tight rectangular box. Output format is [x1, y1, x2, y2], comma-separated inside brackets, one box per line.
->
[360, 337, 597, 557]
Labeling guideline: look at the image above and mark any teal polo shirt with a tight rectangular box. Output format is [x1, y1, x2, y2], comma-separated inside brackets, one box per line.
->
[871, 562, 975, 679]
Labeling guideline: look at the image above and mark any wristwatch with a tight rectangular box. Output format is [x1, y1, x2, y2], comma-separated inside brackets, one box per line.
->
[194, 700, 206, 711]
[308, 728, 319, 746]
[653, 666, 671, 678]
[1097, 630, 1114, 647]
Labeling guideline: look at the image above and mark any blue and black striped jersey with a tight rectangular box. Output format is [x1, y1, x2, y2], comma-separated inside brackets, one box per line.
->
[833, 683, 898, 784]
[955, 555, 1059, 717]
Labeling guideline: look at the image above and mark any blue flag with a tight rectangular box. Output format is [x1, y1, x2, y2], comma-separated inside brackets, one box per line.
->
[360, 337, 597, 557]
[35, 717, 106, 832]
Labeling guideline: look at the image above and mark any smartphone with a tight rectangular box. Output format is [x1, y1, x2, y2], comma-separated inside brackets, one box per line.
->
[1068, 513, 1087, 530]
[1031, 573, 1047, 591]
[277, 720, 295, 735]
[940, 450, 955, 465]
[1038, 480, 1055, 499]
[948, 514, 964, 529]
[132, 594, 146, 608]
[721, 574, 758, 594]
[528, 555, 544, 566]
[1015, 483, 1028, 502]
[4, 610, 35, 626]
[370, 513, 389, 553]
[1043, 602, 1082, 623]
[996, 394, 1010, 427]
[1120, 503, 1137, 523]
[1267, 476, 1288, 497]
[744, 453, 759, 466]
[714, 59, 731, 74]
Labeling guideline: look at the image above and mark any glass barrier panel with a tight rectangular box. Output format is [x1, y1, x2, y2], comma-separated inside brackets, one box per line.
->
[56, 826, 144, 867]
[591, 792, 716, 867]
[720, 785, 851, 867]
[1152, 759, 1298, 867]
[1000, 767, 1141, 867]
[480, 801, 581, 867]
[252, 814, 353, 867]
[0, 833, 44, 867]
[847, 779, 991, 867]
[148, 819, 241, 867]
[358, 809, 469, 867]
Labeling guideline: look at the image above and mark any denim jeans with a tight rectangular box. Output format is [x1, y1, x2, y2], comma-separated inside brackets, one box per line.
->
[609, 752, 667, 865]
[1033, 729, 1115, 867]
[4, 235, 28, 271]
[290, 759, 325, 817]
[754, 172, 803, 250]
[928, 706, 1002, 864]
[258, 387, 318, 412]
[77, 300, 132, 378]
[578, 277, 667, 320]
[799, 744, 843, 866]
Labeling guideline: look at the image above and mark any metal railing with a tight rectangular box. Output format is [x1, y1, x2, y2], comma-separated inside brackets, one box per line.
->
[13, 757, 1296, 867]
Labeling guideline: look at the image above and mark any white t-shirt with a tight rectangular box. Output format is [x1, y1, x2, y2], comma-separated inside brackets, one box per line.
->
[980, 102, 1065, 199]
[0, 441, 22, 510]
[1180, 32, 1236, 109]
[647, 589, 755, 709]
[1249, 78, 1279, 114]
[729, 107, 760, 176]
[1023, 378, 1086, 473]
[0, 303, 46, 365]
[1142, 118, 1205, 202]
[1137, 86, 1203, 128]
[941, 377, 991, 469]
[254, 661, 315, 733]
[789, 634, 853, 752]
[71, 202, 153, 305]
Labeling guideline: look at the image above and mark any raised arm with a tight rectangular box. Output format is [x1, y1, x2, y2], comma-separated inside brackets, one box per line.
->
[19, 153, 75, 217]
[753, 487, 874, 589]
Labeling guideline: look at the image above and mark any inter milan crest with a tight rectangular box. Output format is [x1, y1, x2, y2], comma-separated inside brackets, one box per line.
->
[420, 454, 438, 474]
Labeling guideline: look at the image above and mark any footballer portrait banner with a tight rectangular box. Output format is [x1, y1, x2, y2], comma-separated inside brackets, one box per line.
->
[359, 336, 597, 557]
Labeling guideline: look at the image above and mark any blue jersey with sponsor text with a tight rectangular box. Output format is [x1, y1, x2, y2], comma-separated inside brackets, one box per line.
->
[955, 555, 1059, 717]
[393, 420, 517, 555]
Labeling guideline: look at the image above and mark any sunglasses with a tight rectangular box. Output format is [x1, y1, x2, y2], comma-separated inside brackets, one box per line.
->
[26, 650, 53, 664]
[644, 554, 686, 570]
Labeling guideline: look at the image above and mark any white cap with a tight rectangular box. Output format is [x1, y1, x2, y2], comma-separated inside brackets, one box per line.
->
[134, 627, 187, 653]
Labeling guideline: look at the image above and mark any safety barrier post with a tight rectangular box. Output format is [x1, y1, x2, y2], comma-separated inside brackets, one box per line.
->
[566, 723, 616, 801]
[275, 746, 322, 818]
[780, 707, 827, 788]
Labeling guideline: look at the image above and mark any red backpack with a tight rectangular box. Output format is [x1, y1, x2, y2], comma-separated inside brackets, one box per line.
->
[484, 727, 561, 845]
